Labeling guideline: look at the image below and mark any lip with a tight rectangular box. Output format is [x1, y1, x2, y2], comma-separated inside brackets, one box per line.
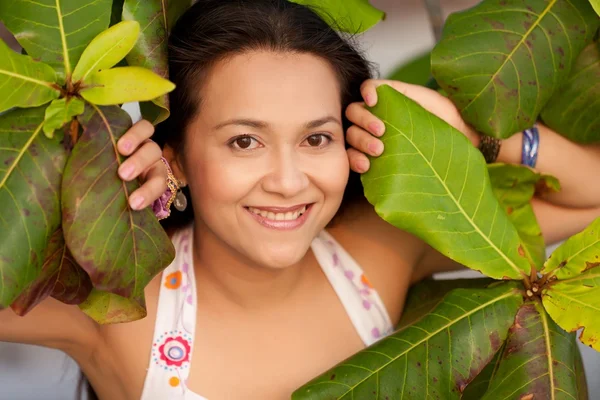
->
[244, 204, 313, 231]
[245, 203, 311, 213]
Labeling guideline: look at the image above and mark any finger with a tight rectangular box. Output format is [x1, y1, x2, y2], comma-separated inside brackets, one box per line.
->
[128, 161, 168, 210]
[118, 140, 162, 181]
[346, 125, 384, 157]
[347, 148, 371, 174]
[117, 120, 155, 156]
[360, 79, 397, 107]
[345, 102, 385, 137]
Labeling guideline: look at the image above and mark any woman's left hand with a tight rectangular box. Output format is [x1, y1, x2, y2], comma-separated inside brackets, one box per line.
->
[345, 79, 480, 173]
[116, 120, 168, 211]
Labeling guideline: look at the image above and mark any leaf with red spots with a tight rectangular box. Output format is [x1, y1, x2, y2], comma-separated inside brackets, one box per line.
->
[397, 277, 495, 330]
[488, 163, 560, 267]
[117, 0, 192, 124]
[293, 282, 522, 400]
[542, 40, 600, 144]
[480, 302, 586, 399]
[361, 86, 531, 280]
[0, 107, 67, 308]
[10, 228, 92, 316]
[61, 104, 175, 322]
[431, 0, 600, 139]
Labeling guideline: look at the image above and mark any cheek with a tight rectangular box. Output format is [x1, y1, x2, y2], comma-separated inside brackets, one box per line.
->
[307, 147, 350, 198]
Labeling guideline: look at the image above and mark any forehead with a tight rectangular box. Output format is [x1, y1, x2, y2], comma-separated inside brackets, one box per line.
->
[199, 51, 343, 124]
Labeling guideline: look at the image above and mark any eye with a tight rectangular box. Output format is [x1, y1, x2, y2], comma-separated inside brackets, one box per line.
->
[229, 135, 260, 150]
[304, 134, 332, 148]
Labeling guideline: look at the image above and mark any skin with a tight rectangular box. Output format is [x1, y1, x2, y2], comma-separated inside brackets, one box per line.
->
[1, 52, 600, 400]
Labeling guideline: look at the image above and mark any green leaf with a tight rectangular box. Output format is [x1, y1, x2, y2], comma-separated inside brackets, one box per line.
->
[0, 107, 67, 308]
[42, 97, 85, 139]
[79, 288, 146, 324]
[71, 20, 140, 82]
[431, 0, 600, 139]
[292, 282, 523, 399]
[0, 0, 112, 80]
[0, 39, 60, 113]
[361, 85, 531, 280]
[61, 105, 175, 318]
[591, 0, 600, 16]
[542, 267, 600, 350]
[289, 0, 385, 33]
[10, 228, 92, 316]
[79, 66, 175, 105]
[461, 343, 505, 399]
[488, 164, 560, 267]
[397, 278, 495, 330]
[482, 301, 586, 399]
[388, 52, 432, 86]
[121, 0, 192, 124]
[542, 217, 600, 279]
[541, 41, 600, 144]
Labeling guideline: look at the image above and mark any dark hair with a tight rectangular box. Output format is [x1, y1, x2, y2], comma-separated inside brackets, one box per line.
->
[153, 0, 374, 232]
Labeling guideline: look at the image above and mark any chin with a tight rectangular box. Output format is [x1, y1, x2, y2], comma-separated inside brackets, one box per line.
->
[250, 240, 313, 270]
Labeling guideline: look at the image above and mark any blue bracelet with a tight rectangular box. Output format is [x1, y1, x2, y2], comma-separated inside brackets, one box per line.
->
[521, 124, 539, 168]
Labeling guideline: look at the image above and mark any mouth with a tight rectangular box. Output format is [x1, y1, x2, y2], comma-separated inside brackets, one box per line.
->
[244, 204, 313, 230]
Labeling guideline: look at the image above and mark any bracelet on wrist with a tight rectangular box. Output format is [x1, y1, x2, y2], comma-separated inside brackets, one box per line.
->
[521, 123, 540, 168]
[478, 135, 502, 164]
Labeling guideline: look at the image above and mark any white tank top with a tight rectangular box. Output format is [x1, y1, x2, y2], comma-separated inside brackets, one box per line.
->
[140, 226, 393, 399]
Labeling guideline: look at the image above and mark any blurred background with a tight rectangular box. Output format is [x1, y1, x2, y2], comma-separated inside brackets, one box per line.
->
[1, 0, 599, 399]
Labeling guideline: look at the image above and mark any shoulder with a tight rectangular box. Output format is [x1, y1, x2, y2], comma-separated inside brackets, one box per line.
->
[326, 198, 427, 323]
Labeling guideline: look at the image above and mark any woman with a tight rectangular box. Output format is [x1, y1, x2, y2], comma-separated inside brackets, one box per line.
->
[2, 0, 600, 399]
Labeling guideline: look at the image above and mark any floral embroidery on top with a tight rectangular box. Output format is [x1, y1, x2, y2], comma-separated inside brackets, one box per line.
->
[165, 271, 183, 289]
[152, 330, 193, 370]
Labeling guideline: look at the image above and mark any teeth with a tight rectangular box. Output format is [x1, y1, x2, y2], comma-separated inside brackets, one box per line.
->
[248, 205, 307, 221]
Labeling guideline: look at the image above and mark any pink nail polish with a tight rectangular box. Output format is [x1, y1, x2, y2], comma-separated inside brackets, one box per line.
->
[369, 122, 382, 136]
[130, 196, 144, 210]
[121, 140, 132, 152]
[119, 164, 134, 179]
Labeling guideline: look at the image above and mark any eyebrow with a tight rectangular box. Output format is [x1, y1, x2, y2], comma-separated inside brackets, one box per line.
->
[213, 116, 342, 131]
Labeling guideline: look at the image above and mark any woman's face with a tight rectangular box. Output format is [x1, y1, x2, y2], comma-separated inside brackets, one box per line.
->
[180, 51, 349, 269]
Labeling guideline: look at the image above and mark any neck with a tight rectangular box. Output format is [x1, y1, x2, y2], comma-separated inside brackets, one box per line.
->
[191, 221, 315, 312]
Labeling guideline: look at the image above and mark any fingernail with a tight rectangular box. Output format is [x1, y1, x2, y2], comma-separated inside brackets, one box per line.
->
[119, 164, 135, 179]
[358, 159, 369, 173]
[368, 141, 384, 156]
[365, 95, 374, 106]
[120, 140, 132, 153]
[130, 196, 144, 210]
[369, 122, 384, 136]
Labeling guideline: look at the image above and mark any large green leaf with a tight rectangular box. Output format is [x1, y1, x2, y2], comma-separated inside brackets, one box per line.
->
[0, 0, 112, 80]
[431, 0, 600, 139]
[0, 107, 67, 308]
[361, 85, 531, 280]
[79, 288, 146, 324]
[10, 228, 92, 316]
[482, 301, 586, 399]
[591, 0, 600, 16]
[289, 0, 385, 33]
[61, 105, 175, 316]
[541, 41, 600, 144]
[80, 66, 175, 105]
[71, 20, 140, 82]
[120, 0, 191, 124]
[397, 277, 495, 330]
[488, 164, 560, 267]
[542, 217, 600, 279]
[42, 97, 85, 139]
[542, 267, 600, 350]
[293, 282, 523, 399]
[388, 52, 432, 86]
[0, 39, 60, 114]
[462, 342, 505, 399]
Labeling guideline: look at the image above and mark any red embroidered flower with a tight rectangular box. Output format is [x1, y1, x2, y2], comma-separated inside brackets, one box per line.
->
[158, 336, 191, 367]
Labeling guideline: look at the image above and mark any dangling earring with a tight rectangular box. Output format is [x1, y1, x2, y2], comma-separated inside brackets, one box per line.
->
[173, 188, 188, 212]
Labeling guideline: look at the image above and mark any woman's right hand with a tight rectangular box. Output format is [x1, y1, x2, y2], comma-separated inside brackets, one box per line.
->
[116, 120, 168, 211]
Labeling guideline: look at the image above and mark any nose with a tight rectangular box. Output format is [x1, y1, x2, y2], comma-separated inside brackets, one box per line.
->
[261, 150, 309, 198]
